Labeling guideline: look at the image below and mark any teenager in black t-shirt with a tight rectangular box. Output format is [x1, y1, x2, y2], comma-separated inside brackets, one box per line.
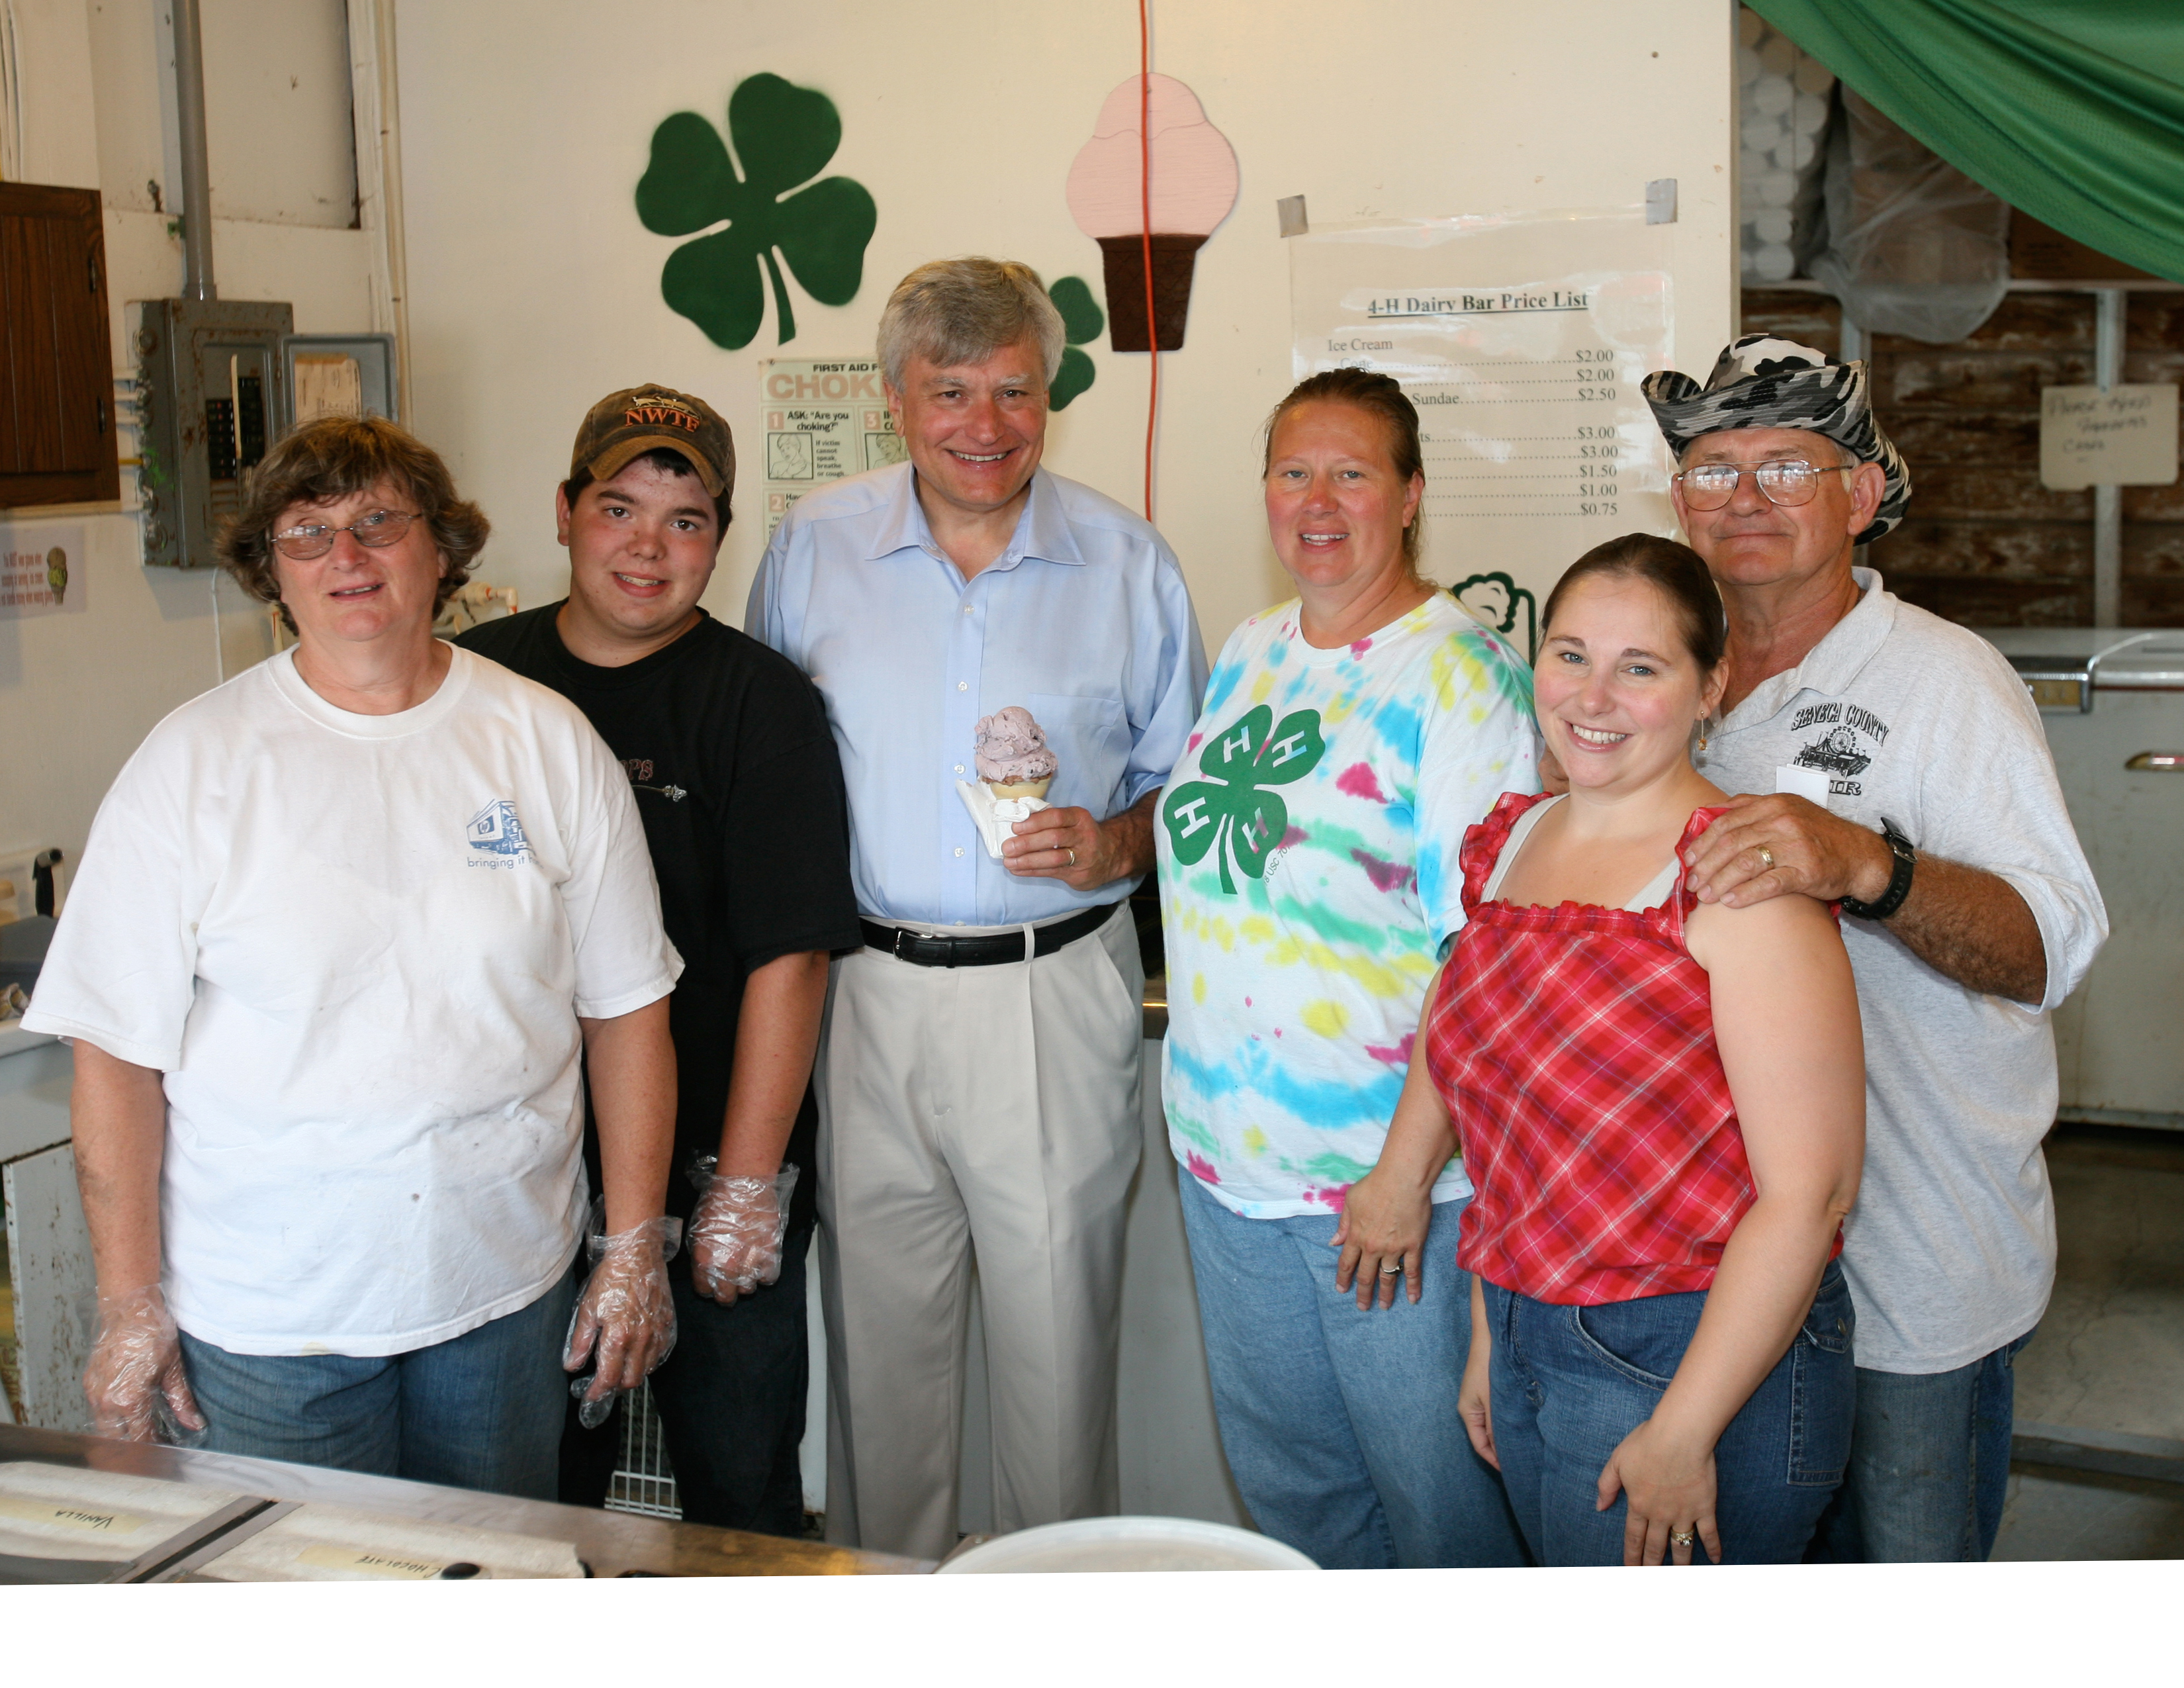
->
[461, 385, 860, 1534]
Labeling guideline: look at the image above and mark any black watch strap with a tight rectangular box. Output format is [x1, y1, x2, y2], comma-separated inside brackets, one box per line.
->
[1841, 818, 1915, 921]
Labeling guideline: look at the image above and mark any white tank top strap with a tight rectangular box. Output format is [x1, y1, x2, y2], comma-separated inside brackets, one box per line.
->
[1481, 792, 1682, 913]
[1480, 794, 1563, 902]
[1621, 857, 1682, 914]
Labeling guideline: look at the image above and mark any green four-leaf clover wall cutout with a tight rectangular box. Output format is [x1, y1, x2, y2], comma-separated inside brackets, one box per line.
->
[637, 73, 1104, 408]
[1048, 276, 1103, 410]
[637, 74, 878, 350]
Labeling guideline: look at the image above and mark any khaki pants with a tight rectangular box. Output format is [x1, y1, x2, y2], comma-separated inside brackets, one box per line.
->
[814, 902, 1144, 1561]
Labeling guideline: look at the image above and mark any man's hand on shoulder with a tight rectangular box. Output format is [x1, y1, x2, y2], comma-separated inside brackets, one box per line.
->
[1685, 794, 2048, 1004]
[1684, 794, 1893, 909]
[1001, 791, 1158, 892]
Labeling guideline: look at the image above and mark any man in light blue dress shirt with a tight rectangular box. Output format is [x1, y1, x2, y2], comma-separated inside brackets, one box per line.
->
[747, 258, 1206, 1560]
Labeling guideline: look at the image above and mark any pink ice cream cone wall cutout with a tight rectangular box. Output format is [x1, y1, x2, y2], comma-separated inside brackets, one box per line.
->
[1066, 73, 1238, 352]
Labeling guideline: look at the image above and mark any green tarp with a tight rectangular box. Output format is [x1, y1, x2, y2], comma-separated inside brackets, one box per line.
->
[1751, 1, 2184, 283]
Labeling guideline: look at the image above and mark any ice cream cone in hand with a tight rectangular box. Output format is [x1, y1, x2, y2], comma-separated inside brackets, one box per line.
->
[975, 706, 1057, 802]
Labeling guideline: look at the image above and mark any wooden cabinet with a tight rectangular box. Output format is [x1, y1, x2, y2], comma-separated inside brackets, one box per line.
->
[0, 183, 119, 509]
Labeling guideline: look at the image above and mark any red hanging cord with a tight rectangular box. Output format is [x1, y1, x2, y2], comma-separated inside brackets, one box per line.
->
[1139, 0, 1158, 522]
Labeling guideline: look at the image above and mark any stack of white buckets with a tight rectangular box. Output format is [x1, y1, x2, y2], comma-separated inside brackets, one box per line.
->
[1738, 7, 1834, 285]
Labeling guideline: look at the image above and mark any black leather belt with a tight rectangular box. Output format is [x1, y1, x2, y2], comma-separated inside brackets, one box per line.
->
[860, 902, 1118, 968]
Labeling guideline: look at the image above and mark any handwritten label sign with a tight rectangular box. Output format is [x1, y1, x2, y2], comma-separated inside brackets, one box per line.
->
[0, 1495, 146, 1534]
[2040, 385, 2180, 490]
[298, 1542, 457, 1579]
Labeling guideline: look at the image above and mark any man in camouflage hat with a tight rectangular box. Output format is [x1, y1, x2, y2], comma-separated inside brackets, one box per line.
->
[1643, 336, 2107, 1562]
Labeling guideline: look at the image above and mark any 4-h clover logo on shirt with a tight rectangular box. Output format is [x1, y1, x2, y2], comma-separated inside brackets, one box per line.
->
[1163, 704, 1326, 894]
[635, 73, 879, 350]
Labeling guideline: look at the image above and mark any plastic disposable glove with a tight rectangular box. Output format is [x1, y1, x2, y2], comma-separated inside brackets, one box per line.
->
[564, 1212, 681, 1430]
[686, 1160, 800, 1305]
[82, 1285, 206, 1444]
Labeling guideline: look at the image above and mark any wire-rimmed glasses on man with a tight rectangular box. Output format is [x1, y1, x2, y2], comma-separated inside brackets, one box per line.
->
[1672, 459, 1854, 511]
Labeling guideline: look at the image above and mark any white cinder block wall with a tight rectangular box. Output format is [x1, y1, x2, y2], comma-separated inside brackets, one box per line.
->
[6, 0, 1735, 883]
[394, 0, 1739, 655]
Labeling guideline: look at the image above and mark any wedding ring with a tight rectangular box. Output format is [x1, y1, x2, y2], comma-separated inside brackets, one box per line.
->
[1379, 1264, 1404, 1276]
[1757, 847, 1776, 870]
[1066, 847, 1077, 867]
[1669, 1528, 1696, 1547]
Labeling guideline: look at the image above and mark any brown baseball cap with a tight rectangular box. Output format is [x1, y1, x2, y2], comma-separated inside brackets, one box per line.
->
[569, 384, 735, 498]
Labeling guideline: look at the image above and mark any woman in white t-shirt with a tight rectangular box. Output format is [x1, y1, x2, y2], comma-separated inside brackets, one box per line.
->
[26, 417, 683, 1500]
[1155, 370, 1538, 1567]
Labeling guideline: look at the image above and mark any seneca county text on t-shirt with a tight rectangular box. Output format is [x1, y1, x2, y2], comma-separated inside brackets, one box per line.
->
[1157, 592, 1538, 1219]
[24, 647, 682, 1356]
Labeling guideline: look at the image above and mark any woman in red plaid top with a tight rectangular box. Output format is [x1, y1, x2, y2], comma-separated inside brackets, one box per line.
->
[1349, 535, 1864, 1566]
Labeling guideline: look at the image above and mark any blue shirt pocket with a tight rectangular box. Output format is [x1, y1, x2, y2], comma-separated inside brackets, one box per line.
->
[1026, 690, 1131, 815]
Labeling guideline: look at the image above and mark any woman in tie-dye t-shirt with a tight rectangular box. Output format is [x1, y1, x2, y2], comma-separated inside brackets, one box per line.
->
[1156, 370, 1537, 1569]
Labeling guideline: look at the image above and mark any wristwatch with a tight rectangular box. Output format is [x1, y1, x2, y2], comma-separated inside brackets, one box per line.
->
[1840, 818, 1915, 921]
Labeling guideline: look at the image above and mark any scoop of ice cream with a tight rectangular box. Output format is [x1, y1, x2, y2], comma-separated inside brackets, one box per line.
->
[1067, 73, 1238, 240]
[974, 706, 1058, 786]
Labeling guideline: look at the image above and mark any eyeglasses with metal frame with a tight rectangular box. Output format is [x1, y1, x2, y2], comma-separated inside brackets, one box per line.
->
[271, 508, 420, 561]
[1672, 459, 1854, 511]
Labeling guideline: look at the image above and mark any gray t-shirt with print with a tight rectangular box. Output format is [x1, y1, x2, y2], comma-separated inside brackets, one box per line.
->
[1700, 569, 2107, 1374]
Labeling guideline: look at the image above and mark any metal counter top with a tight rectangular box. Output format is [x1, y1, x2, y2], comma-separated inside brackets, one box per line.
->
[0, 1423, 931, 1579]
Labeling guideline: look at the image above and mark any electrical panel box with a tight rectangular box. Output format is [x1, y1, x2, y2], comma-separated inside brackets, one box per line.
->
[135, 299, 295, 570]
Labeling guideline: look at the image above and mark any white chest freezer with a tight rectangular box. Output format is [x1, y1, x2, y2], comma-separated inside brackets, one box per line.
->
[1983, 630, 2184, 1129]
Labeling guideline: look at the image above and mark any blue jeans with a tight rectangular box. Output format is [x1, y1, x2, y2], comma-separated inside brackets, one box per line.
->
[1179, 1172, 1529, 1569]
[1484, 1260, 1855, 1565]
[1807, 1328, 2034, 1564]
[178, 1270, 577, 1502]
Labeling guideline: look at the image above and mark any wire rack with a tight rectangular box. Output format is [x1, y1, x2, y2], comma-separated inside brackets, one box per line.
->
[604, 1380, 682, 1520]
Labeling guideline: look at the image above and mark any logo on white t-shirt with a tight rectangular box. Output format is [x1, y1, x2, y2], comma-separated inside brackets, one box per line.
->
[465, 799, 533, 868]
[1161, 703, 1326, 896]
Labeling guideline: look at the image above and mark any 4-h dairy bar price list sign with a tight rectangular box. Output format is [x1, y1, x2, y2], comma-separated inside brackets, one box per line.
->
[758, 359, 907, 537]
[1292, 216, 1676, 626]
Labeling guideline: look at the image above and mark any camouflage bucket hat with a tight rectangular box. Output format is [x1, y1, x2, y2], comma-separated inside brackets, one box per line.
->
[1641, 335, 1911, 541]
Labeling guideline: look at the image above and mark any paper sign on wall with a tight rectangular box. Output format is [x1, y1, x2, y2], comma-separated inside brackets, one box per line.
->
[2040, 385, 2179, 490]
[0, 524, 87, 619]
[758, 359, 905, 537]
[1290, 211, 1676, 640]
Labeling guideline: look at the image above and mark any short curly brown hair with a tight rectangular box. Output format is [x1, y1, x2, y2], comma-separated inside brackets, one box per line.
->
[217, 415, 492, 632]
